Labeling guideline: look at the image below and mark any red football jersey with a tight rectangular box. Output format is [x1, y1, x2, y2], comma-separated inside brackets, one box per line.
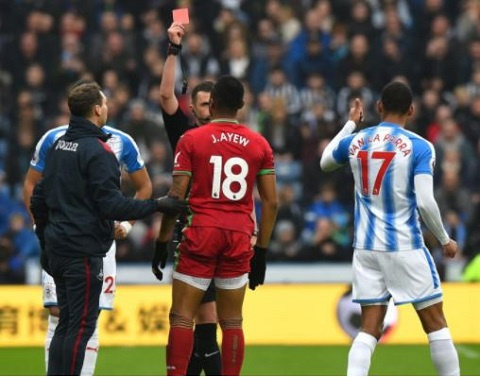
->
[173, 120, 275, 235]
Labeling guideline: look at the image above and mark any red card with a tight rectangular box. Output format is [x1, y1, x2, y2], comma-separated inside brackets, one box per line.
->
[172, 8, 189, 24]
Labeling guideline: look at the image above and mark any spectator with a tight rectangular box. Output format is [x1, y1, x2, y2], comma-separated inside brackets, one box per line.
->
[122, 99, 168, 162]
[264, 67, 302, 116]
[434, 117, 476, 186]
[258, 99, 302, 158]
[457, 94, 480, 150]
[299, 73, 336, 118]
[269, 220, 304, 261]
[220, 38, 251, 81]
[0, 237, 24, 284]
[292, 34, 333, 88]
[336, 33, 374, 89]
[3, 212, 40, 261]
[375, 37, 410, 91]
[336, 71, 374, 122]
[435, 169, 472, 223]
[303, 182, 351, 262]
[348, 0, 376, 39]
[250, 37, 287, 94]
[181, 32, 220, 80]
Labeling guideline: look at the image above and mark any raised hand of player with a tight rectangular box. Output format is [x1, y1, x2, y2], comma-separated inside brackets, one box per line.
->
[442, 239, 458, 259]
[249, 245, 267, 290]
[152, 240, 169, 281]
[348, 98, 364, 126]
[168, 22, 186, 45]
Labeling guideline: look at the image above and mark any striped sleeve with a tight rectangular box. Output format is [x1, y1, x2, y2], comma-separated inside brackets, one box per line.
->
[332, 134, 355, 164]
[30, 128, 65, 172]
[412, 138, 435, 176]
[119, 132, 145, 172]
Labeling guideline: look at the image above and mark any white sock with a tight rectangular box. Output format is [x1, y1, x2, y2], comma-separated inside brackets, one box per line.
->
[45, 315, 59, 373]
[80, 325, 99, 376]
[347, 331, 378, 376]
[428, 327, 460, 376]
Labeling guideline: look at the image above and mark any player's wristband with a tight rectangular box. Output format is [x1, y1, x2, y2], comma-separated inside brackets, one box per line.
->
[120, 221, 133, 235]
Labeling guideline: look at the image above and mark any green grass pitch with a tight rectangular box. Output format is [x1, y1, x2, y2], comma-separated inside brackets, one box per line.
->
[1, 345, 479, 375]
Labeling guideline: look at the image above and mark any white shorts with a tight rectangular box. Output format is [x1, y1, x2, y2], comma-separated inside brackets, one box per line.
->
[352, 247, 443, 307]
[42, 242, 117, 310]
[173, 271, 248, 291]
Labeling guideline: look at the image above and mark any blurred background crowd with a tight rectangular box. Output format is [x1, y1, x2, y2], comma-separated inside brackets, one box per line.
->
[1, 0, 480, 283]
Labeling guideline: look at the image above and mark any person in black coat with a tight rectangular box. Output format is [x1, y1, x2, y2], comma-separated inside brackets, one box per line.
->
[30, 80, 186, 376]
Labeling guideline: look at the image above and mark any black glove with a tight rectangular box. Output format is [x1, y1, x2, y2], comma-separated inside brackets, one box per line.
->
[249, 245, 267, 290]
[155, 196, 188, 216]
[152, 240, 169, 281]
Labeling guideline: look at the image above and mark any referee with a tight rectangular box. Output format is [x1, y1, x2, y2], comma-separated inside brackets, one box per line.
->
[154, 22, 221, 375]
[30, 80, 186, 376]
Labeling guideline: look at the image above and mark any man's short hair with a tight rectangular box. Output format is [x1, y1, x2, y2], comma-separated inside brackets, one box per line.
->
[380, 81, 413, 115]
[67, 80, 103, 117]
[211, 76, 244, 112]
[191, 81, 214, 102]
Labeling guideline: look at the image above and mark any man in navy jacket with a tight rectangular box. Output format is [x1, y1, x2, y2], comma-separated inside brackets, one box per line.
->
[30, 80, 186, 376]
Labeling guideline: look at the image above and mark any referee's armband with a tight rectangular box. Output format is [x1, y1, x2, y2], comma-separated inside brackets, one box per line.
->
[167, 41, 182, 56]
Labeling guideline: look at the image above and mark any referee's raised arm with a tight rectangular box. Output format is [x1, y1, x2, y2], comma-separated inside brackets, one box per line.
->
[159, 22, 186, 115]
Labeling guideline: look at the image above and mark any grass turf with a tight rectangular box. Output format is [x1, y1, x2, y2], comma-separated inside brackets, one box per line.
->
[1, 345, 479, 375]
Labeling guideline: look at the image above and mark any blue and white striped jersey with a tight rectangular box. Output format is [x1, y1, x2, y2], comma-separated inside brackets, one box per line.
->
[332, 122, 435, 251]
[30, 125, 144, 173]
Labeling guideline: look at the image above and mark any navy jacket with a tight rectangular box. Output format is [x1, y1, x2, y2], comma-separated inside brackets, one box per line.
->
[32, 115, 159, 258]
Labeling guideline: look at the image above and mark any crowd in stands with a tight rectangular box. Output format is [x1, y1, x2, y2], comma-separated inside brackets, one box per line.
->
[1, 0, 480, 283]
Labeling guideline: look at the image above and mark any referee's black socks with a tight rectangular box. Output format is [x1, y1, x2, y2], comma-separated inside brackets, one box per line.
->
[186, 323, 222, 376]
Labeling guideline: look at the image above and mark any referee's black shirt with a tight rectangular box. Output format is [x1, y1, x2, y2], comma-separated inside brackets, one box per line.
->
[162, 107, 196, 150]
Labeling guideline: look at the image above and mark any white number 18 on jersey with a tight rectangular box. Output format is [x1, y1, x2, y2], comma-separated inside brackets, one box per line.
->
[210, 155, 249, 201]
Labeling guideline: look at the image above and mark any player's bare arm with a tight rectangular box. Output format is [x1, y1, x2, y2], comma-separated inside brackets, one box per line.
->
[158, 174, 190, 242]
[115, 167, 153, 239]
[159, 22, 186, 115]
[320, 98, 363, 172]
[130, 167, 153, 201]
[23, 167, 43, 224]
[255, 174, 278, 248]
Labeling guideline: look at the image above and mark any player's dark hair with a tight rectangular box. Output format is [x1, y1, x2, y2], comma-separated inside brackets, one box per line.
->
[380, 81, 413, 115]
[211, 75, 244, 112]
[191, 81, 214, 102]
[67, 80, 103, 117]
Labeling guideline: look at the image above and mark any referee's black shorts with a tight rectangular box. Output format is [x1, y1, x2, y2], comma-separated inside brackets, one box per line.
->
[202, 281, 216, 303]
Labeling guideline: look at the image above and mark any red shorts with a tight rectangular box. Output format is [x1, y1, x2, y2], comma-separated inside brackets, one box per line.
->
[175, 226, 253, 279]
